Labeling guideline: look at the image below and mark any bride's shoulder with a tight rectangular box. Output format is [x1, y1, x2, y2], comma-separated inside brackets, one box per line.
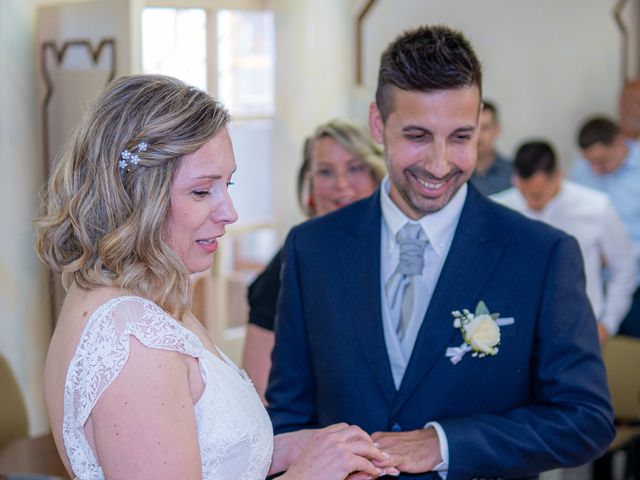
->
[58, 286, 148, 324]
[55, 286, 193, 356]
[67, 287, 169, 329]
[91, 294, 167, 328]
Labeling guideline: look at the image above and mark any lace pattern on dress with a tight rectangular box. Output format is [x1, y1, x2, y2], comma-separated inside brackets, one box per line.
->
[62, 296, 273, 480]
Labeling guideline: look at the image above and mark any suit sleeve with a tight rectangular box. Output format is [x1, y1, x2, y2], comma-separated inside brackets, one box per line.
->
[439, 235, 615, 479]
[266, 228, 319, 433]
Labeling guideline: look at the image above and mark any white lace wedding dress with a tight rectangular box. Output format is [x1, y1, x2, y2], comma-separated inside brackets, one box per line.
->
[62, 295, 273, 480]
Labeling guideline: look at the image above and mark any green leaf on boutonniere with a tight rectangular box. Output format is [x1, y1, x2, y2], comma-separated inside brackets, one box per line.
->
[475, 300, 490, 316]
[475, 300, 499, 319]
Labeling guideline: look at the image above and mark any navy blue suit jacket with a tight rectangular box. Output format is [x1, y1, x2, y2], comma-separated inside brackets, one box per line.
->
[267, 184, 614, 479]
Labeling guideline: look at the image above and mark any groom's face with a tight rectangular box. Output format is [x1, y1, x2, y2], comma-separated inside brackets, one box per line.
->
[370, 85, 481, 219]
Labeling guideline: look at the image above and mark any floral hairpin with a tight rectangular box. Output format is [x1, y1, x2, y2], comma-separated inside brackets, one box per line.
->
[118, 141, 149, 174]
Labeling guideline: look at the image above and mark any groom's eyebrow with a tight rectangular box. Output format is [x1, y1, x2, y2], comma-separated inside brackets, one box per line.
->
[401, 125, 476, 135]
[452, 125, 476, 135]
[402, 125, 429, 133]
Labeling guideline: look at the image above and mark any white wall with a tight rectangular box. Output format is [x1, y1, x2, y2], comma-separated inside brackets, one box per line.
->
[0, 0, 50, 435]
[270, 0, 355, 233]
[356, 0, 628, 169]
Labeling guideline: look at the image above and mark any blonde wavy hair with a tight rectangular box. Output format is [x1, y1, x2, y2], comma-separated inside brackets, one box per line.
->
[297, 119, 385, 217]
[35, 74, 230, 319]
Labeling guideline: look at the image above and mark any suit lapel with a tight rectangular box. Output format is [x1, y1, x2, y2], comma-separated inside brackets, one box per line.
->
[391, 187, 508, 416]
[339, 191, 397, 405]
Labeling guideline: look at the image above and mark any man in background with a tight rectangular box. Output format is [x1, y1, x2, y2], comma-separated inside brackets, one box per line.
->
[572, 116, 640, 338]
[469, 100, 512, 195]
[493, 140, 636, 341]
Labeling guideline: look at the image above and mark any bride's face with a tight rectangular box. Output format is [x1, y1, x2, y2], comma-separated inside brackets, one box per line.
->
[163, 130, 238, 274]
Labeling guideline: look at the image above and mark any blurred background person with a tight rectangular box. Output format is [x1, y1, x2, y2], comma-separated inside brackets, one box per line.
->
[470, 99, 512, 195]
[242, 119, 386, 400]
[493, 140, 636, 342]
[572, 116, 640, 338]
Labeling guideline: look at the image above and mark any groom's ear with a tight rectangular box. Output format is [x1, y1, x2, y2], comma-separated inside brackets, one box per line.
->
[369, 102, 385, 144]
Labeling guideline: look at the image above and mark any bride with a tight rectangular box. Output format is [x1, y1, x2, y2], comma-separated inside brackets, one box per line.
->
[35, 74, 397, 480]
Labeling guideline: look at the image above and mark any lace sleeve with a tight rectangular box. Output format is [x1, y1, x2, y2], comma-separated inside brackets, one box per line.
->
[62, 296, 203, 479]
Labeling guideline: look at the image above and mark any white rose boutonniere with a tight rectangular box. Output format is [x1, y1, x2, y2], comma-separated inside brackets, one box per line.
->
[446, 301, 514, 365]
[461, 312, 501, 355]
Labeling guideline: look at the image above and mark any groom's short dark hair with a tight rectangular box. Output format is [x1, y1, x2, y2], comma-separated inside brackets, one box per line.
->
[375, 25, 482, 121]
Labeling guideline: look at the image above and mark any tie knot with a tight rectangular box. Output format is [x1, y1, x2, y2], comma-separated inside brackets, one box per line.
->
[395, 223, 428, 276]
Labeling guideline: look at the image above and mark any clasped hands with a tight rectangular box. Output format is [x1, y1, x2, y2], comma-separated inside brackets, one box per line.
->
[282, 424, 442, 479]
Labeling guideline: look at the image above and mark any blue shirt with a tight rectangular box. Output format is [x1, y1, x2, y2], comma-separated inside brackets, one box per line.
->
[470, 153, 513, 196]
[572, 140, 640, 284]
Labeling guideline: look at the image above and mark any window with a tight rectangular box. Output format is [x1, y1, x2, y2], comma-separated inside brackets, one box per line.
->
[217, 10, 274, 117]
[142, 5, 275, 224]
[142, 8, 207, 90]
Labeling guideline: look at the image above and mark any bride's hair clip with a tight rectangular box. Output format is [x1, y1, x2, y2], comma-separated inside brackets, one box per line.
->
[118, 141, 149, 174]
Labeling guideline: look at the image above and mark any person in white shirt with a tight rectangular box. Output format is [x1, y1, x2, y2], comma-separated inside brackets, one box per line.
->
[493, 140, 637, 341]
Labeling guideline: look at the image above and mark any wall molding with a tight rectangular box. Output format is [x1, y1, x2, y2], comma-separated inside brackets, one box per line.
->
[355, 0, 377, 85]
[39, 38, 117, 330]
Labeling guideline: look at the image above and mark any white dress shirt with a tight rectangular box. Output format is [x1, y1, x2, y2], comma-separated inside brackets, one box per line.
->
[379, 176, 466, 476]
[493, 180, 637, 334]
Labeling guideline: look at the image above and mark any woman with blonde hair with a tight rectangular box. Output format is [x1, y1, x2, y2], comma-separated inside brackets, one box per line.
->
[242, 119, 385, 400]
[35, 75, 396, 480]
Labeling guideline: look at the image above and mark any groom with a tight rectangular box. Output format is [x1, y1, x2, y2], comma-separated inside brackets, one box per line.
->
[266, 25, 614, 479]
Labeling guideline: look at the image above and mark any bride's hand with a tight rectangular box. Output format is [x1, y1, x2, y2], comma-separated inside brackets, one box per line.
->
[282, 423, 394, 479]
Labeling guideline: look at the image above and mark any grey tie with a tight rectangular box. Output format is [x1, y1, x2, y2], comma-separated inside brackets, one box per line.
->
[386, 223, 429, 341]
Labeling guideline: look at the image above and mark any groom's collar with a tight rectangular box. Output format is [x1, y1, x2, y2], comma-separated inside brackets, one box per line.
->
[380, 176, 467, 257]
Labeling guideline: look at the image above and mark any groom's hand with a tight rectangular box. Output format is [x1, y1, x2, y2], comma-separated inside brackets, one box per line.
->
[371, 428, 442, 474]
